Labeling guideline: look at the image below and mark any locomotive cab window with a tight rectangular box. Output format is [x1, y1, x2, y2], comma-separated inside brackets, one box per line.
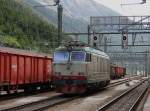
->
[71, 51, 85, 61]
[86, 53, 91, 62]
[54, 51, 69, 63]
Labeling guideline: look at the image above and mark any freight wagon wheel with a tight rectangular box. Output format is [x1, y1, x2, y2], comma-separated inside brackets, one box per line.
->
[32, 87, 37, 93]
[24, 89, 32, 94]
[6, 90, 10, 94]
[4, 86, 11, 94]
[40, 85, 48, 90]
[24, 88, 30, 94]
[14, 89, 18, 93]
[24, 86, 36, 94]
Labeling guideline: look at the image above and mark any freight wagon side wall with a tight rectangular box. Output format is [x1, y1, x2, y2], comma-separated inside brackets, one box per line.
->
[123, 68, 126, 75]
[115, 67, 122, 75]
[11, 55, 18, 85]
[45, 59, 53, 82]
[0, 54, 4, 85]
[0, 54, 10, 86]
[18, 56, 24, 84]
[0, 51, 52, 88]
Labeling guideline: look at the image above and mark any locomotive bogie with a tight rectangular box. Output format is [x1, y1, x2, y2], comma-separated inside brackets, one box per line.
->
[54, 75, 87, 94]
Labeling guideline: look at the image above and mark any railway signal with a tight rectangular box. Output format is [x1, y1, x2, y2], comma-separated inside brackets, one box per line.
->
[93, 36, 97, 40]
[123, 35, 127, 41]
[93, 35, 98, 47]
[122, 33, 128, 48]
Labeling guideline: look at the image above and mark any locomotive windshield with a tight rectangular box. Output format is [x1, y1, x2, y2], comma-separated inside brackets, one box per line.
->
[71, 51, 85, 61]
[54, 51, 69, 62]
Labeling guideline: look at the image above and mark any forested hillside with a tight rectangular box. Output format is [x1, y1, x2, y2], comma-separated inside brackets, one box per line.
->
[0, 0, 60, 53]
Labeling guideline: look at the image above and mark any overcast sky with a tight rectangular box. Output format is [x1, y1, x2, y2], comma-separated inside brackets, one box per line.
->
[94, 0, 150, 16]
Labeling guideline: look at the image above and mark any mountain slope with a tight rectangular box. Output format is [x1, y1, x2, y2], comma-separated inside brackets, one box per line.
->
[24, 0, 120, 33]
[61, 0, 120, 20]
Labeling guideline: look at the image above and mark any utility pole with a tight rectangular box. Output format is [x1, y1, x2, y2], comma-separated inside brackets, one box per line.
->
[57, 4, 63, 45]
[54, 0, 63, 46]
[87, 25, 90, 45]
[104, 37, 107, 52]
[145, 51, 148, 76]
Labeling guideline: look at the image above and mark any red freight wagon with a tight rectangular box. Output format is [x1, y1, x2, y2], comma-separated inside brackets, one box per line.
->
[116, 67, 124, 75]
[0, 47, 53, 93]
[110, 65, 126, 79]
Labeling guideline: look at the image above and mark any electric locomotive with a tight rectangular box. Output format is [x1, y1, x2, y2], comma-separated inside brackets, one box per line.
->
[53, 41, 110, 94]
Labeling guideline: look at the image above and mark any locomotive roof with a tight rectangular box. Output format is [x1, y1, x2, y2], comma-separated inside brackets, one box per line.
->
[85, 47, 109, 59]
[55, 46, 110, 59]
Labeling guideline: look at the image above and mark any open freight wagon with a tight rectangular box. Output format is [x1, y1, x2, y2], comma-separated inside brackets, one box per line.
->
[110, 65, 126, 79]
[0, 47, 53, 94]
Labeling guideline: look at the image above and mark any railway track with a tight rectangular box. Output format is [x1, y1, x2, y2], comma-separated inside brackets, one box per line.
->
[0, 80, 122, 103]
[0, 94, 77, 111]
[0, 77, 143, 111]
[0, 76, 140, 102]
[107, 76, 143, 88]
[0, 89, 53, 102]
[96, 79, 150, 111]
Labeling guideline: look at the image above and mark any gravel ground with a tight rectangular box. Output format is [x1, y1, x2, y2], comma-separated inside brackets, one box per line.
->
[46, 80, 141, 111]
